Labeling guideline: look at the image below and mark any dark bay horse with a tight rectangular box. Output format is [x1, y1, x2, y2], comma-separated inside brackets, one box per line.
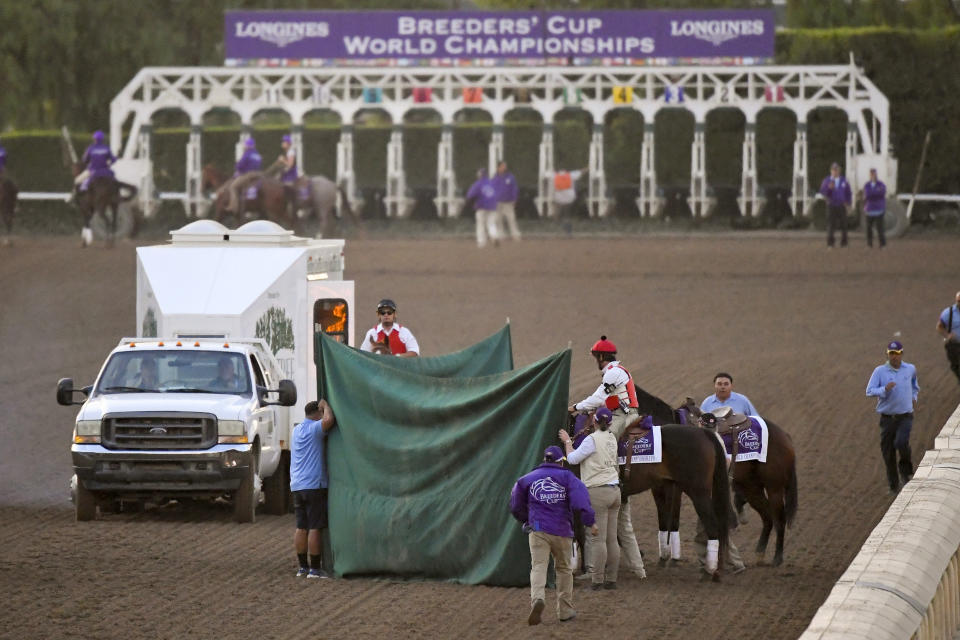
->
[570, 406, 732, 581]
[71, 165, 137, 247]
[0, 175, 18, 246]
[682, 399, 798, 567]
[203, 162, 354, 237]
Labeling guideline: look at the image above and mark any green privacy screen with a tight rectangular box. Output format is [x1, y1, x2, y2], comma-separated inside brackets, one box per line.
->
[353, 324, 514, 377]
[317, 332, 571, 586]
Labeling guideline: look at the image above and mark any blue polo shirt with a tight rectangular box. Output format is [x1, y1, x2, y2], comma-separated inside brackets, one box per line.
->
[290, 418, 328, 491]
[866, 361, 919, 415]
[701, 392, 757, 416]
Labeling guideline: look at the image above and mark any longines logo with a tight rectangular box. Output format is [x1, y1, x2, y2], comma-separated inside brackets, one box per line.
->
[669, 19, 765, 47]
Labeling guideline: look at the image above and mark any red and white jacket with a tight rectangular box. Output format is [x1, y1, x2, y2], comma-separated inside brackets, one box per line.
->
[574, 361, 638, 412]
[360, 323, 420, 355]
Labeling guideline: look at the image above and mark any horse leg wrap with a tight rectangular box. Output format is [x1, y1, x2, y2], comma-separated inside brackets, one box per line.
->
[669, 531, 681, 560]
[658, 531, 669, 559]
[705, 539, 719, 574]
[81, 227, 93, 245]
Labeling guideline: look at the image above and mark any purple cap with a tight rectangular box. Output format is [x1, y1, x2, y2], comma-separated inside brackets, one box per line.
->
[282, 134, 292, 144]
[244, 137, 256, 149]
[543, 445, 565, 462]
[93, 130, 104, 142]
[887, 340, 903, 352]
[595, 407, 613, 424]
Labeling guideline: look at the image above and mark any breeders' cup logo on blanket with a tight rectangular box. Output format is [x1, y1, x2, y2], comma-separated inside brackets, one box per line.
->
[531, 477, 567, 504]
[738, 429, 760, 451]
[234, 20, 330, 48]
[669, 19, 765, 46]
[633, 436, 651, 453]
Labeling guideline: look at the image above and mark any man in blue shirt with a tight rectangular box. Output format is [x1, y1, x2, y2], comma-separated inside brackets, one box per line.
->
[866, 341, 919, 494]
[700, 372, 758, 416]
[936, 291, 960, 384]
[818, 162, 852, 249]
[291, 399, 336, 578]
[510, 445, 596, 625]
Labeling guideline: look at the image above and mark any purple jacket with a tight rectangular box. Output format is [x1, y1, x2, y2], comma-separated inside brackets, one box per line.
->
[863, 179, 887, 214]
[492, 171, 518, 203]
[466, 176, 499, 211]
[82, 143, 116, 179]
[819, 175, 852, 208]
[235, 149, 262, 175]
[0, 145, 6, 172]
[510, 462, 596, 538]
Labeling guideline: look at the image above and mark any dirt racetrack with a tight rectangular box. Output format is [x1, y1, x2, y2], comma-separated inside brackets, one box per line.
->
[2, 232, 959, 640]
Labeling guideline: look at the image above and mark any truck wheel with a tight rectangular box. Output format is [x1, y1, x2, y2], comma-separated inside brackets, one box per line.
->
[234, 459, 257, 524]
[262, 452, 290, 516]
[75, 481, 97, 521]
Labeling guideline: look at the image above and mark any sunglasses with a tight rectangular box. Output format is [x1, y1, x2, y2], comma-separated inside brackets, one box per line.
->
[378, 309, 395, 315]
[887, 350, 903, 355]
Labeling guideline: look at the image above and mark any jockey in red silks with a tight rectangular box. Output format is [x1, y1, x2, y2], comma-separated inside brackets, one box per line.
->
[567, 335, 646, 580]
[359, 298, 420, 357]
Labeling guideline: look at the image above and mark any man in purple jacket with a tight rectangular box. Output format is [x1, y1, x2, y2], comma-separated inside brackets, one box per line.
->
[492, 161, 521, 242]
[819, 162, 852, 248]
[79, 130, 116, 191]
[466, 168, 501, 248]
[510, 445, 597, 626]
[227, 137, 263, 214]
[861, 168, 887, 248]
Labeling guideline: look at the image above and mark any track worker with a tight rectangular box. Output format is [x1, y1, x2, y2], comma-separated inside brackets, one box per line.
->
[551, 167, 586, 218]
[558, 407, 620, 591]
[866, 340, 919, 495]
[360, 298, 420, 357]
[818, 161, 852, 249]
[291, 399, 336, 578]
[509, 445, 596, 626]
[700, 372, 758, 416]
[492, 161, 521, 241]
[567, 336, 645, 578]
[936, 291, 960, 385]
[466, 168, 501, 248]
[861, 168, 887, 248]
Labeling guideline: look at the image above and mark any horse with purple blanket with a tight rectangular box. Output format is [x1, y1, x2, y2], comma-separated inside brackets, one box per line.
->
[568, 390, 733, 581]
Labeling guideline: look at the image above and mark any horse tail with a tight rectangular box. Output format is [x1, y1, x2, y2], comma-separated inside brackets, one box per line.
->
[706, 430, 731, 557]
[337, 183, 356, 220]
[117, 181, 138, 203]
[784, 456, 798, 528]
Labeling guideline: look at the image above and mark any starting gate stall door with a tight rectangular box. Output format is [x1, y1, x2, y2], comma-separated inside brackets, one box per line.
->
[150, 109, 190, 195]
[503, 109, 542, 218]
[403, 109, 442, 218]
[604, 108, 644, 217]
[353, 109, 391, 219]
[756, 108, 797, 221]
[200, 110, 242, 194]
[453, 109, 492, 196]
[705, 108, 746, 218]
[655, 109, 695, 218]
[553, 109, 591, 176]
[251, 109, 293, 168]
[302, 110, 340, 180]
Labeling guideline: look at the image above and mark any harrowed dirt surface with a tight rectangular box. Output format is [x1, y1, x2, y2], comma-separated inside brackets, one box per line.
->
[2, 233, 959, 640]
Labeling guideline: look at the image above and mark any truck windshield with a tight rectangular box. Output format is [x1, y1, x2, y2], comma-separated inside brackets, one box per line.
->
[96, 350, 252, 396]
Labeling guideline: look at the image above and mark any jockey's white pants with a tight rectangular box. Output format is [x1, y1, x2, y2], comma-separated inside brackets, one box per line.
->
[475, 208, 499, 248]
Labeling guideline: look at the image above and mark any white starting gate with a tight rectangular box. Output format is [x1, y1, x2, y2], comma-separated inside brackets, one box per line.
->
[110, 57, 896, 219]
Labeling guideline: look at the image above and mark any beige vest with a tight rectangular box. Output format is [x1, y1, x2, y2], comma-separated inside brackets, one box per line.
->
[580, 430, 619, 488]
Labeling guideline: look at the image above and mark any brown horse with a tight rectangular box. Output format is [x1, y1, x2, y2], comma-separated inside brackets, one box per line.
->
[682, 399, 798, 567]
[203, 162, 355, 237]
[0, 175, 18, 246]
[570, 406, 732, 581]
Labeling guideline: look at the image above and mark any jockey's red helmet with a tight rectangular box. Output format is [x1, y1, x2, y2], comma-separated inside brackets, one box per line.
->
[93, 130, 104, 143]
[590, 335, 617, 356]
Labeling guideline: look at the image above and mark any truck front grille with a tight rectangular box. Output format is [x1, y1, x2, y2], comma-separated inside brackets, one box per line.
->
[102, 413, 217, 450]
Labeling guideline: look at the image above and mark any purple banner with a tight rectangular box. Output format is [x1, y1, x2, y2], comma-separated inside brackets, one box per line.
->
[225, 10, 774, 66]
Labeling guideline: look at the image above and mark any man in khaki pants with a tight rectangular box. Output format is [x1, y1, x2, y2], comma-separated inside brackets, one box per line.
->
[560, 408, 621, 590]
[510, 446, 596, 625]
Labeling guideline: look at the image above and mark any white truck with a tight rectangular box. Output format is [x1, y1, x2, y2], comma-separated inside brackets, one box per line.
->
[57, 219, 356, 522]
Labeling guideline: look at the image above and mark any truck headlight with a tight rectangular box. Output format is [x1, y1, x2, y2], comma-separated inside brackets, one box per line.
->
[74, 420, 101, 444]
[218, 420, 247, 444]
